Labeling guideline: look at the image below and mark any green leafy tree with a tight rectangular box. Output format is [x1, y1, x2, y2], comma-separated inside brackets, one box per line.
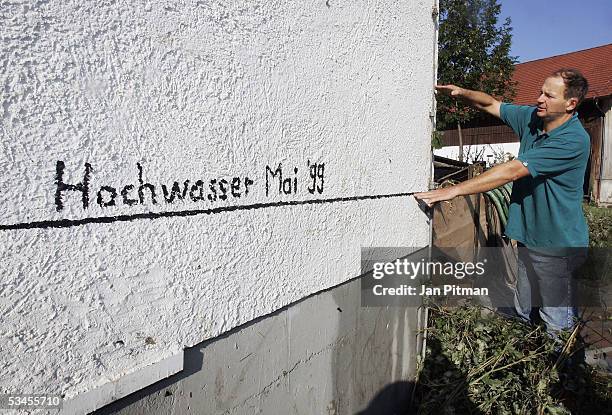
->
[436, 0, 517, 160]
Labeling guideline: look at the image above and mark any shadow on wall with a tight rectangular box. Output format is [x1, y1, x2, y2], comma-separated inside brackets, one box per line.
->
[92, 344, 206, 415]
[355, 381, 413, 415]
[356, 337, 482, 415]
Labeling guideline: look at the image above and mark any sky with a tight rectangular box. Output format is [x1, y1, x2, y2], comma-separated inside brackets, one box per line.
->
[498, 0, 612, 63]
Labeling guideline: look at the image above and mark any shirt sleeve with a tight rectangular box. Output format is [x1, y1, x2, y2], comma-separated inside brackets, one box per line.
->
[500, 103, 536, 139]
[516, 135, 588, 178]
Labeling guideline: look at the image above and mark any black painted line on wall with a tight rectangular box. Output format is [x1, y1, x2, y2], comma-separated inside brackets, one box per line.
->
[0, 192, 416, 231]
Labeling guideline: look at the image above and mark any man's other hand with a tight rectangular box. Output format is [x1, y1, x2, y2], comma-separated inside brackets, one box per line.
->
[435, 84, 463, 97]
[414, 186, 459, 207]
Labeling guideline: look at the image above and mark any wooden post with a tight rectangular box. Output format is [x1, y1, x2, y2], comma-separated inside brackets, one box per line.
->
[457, 121, 464, 162]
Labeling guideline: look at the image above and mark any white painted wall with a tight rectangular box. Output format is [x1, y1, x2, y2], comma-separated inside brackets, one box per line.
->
[0, 0, 435, 412]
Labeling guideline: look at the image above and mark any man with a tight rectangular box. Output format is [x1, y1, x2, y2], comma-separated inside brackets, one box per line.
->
[415, 69, 590, 336]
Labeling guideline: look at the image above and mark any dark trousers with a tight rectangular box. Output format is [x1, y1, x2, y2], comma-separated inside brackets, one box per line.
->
[513, 244, 587, 334]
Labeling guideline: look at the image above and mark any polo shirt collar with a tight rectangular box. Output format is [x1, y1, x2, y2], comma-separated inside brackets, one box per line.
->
[538, 112, 578, 137]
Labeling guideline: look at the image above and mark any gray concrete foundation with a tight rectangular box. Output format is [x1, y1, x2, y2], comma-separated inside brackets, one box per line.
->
[94, 275, 423, 415]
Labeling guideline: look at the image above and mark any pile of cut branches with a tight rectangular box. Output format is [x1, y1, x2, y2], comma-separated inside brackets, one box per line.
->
[584, 204, 612, 248]
[410, 304, 612, 415]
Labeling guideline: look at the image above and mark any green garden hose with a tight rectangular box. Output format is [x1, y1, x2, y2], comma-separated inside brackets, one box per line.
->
[485, 188, 508, 228]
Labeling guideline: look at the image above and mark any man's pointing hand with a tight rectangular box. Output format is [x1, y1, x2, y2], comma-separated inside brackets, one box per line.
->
[435, 84, 464, 97]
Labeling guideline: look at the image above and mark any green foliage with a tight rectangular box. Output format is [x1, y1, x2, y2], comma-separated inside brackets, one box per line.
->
[584, 204, 612, 248]
[437, 0, 517, 130]
[431, 130, 444, 150]
[412, 305, 612, 414]
[579, 204, 612, 282]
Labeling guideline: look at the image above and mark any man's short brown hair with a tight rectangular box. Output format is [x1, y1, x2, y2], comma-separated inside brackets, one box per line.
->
[551, 68, 589, 105]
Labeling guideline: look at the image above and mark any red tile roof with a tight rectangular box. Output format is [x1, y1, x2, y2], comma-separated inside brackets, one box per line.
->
[511, 43, 612, 105]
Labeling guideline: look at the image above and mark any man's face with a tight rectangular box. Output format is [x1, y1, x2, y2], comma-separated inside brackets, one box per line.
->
[536, 76, 576, 120]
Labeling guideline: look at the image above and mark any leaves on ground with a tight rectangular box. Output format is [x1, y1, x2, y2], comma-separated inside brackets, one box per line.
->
[411, 304, 612, 415]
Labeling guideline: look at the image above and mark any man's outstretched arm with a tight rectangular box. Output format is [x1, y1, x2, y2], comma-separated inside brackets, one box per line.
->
[436, 84, 502, 119]
[414, 159, 529, 207]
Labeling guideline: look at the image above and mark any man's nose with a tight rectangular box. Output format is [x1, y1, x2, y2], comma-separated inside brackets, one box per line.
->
[537, 94, 545, 104]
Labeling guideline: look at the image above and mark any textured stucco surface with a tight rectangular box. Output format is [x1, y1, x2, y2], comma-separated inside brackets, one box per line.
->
[0, 0, 435, 408]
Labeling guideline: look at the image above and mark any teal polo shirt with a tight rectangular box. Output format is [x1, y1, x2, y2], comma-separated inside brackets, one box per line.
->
[500, 103, 590, 250]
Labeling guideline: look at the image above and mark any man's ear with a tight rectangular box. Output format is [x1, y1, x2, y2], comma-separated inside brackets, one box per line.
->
[566, 97, 578, 112]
